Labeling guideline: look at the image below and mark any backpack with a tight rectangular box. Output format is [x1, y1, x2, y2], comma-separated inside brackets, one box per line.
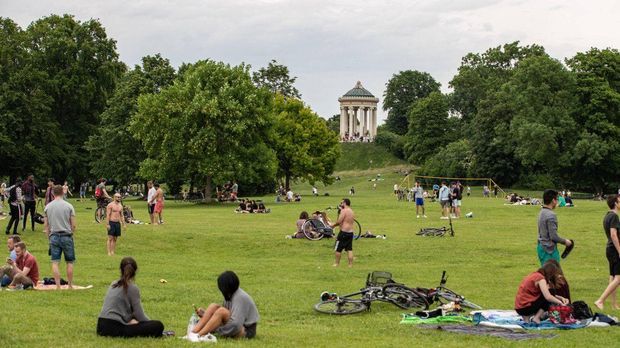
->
[571, 300, 594, 319]
[95, 186, 102, 198]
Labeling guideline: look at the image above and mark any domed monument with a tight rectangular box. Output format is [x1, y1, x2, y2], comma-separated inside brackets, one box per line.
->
[338, 81, 379, 142]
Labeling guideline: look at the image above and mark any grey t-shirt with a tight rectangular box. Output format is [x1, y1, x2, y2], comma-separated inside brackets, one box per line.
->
[216, 288, 259, 337]
[98, 281, 150, 324]
[537, 207, 566, 253]
[414, 186, 424, 199]
[44, 199, 75, 234]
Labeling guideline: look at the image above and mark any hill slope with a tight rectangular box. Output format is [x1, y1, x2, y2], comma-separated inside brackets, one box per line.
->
[334, 142, 407, 172]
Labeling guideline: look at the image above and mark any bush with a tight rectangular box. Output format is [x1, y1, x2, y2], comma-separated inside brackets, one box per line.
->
[418, 139, 472, 177]
[374, 128, 406, 159]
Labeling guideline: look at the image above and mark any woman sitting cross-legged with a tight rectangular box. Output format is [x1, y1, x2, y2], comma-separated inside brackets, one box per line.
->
[515, 259, 570, 324]
[97, 257, 170, 337]
[192, 271, 259, 339]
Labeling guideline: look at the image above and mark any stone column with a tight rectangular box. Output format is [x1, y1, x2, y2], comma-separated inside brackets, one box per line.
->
[340, 106, 346, 140]
[361, 107, 367, 137]
[348, 108, 354, 136]
[370, 107, 376, 139]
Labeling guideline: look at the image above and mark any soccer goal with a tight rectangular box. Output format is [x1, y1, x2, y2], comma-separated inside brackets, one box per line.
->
[400, 174, 506, 197]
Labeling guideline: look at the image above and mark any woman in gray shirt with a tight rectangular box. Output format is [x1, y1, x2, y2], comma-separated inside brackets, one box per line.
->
[193, 271, 259, 339]
[97, 257, 167, 337]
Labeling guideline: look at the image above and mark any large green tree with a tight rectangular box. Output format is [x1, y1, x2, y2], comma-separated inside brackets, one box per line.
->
[383, 70, 440, 135]
[403, 92, 450, 164]
[87, 54, 176, 186]
[130, 60, 277, 199]
[271, 95, 340, 190]
[25, 14, 125, 184]
[0, 18, 60, 181]
[567, 48, 620, 192]
[253, 59, 301, 98]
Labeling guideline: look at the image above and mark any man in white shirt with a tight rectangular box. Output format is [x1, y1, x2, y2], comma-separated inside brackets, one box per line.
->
[286, 189, 294, 202]
[147, 181, 156, 224]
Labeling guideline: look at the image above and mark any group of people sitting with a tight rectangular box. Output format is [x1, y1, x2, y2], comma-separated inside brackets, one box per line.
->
[216, 181, 239, 202]
[1, 235, 39, 290]
[275, 188, 301, 203]
[97, 257, 259, 340]
[234, 199, 269, 214]
[288, 211, 333, 239]
[505, 193, 541, 205]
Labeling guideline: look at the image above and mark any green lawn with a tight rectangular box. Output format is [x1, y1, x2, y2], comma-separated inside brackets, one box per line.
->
[1, 172, 620, 347]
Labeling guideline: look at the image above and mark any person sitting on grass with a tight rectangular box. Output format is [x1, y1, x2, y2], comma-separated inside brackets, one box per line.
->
[1, 235, 21, 287]
[288, 211, 309, 239]
[515, 260, 570, 324]
[3, 241, 39, 289]
[192, 271, 259, 340]
[97, 257, 171, 337]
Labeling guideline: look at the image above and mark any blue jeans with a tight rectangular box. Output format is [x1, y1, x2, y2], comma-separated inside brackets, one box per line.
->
[50, 234, 76, 263]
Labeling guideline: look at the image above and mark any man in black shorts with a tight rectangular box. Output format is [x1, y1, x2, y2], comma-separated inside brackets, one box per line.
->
[595, 194, 620, 310]
[331, 198, 355, 267]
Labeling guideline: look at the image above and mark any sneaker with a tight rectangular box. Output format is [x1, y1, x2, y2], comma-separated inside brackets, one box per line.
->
[416, 215, 420, 218]
[285, 235, 292, 239]
[423, 215, 427, 218]
[198, 333, 217, 343]
[440, 216, 449, 220]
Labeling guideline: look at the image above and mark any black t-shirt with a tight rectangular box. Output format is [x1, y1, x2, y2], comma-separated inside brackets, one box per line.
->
[603, 211, 620, 249]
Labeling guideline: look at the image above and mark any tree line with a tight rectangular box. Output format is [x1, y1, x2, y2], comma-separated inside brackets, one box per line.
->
[375, 42, 620, 193]
[0, 15, 338, 198]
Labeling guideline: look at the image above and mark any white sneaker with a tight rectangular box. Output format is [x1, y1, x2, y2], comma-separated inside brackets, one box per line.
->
[285, 235, 292, 239]
[198, 333, 217, 343]
[416, 215, 420, 218]
[423, 215, 427, 218]
[440, 216, 449, 220]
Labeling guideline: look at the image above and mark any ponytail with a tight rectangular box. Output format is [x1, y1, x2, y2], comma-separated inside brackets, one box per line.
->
[113, 257, 138, 293]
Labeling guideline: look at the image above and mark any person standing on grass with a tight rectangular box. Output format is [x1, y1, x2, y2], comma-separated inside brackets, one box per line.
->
[21, 174, 38, 231]
[5, 178, 23, 235]
[414, 181, 426, 218]
[537, 189, 572, 266]
[97, 257, 170, 337]
[595, 194, 620, 310]
[44, 185, 76, 289]
[44, 178, 55, 206]
[106, 193, 126, 256]
[146, 181, 156, 224]
[331, 198, 355, 267]
[438, 181, 451, 219]
[62, 181, 72, 200]
[152, 183, 165, 225]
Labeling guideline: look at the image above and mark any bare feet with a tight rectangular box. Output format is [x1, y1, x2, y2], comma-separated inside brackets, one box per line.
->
[348, 264, 353, 268]
[332, 264, 338, 267]
[594, 300, 604, 310]
[531, 316, 541, 324]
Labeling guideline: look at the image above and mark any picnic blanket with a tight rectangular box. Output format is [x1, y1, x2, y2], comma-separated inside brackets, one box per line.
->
[417, 323, 556, 340]
[400, 314, 472, 325]
[35, 281, 93, 290]
[472, 309, 589, 330]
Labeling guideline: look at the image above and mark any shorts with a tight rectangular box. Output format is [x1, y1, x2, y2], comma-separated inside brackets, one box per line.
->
[537, 243, 560, 266]
[452, 199, 461, 207]
[415, 198, 424, 206]
[515, 294, 550, 316]
[606, 246, 620, 276]
[440, 200, 451, 208]
[148, 204, 155, 214]
[108, 221, 121, 237]
[335, 231, 354, 252]
[96, 199, 107, 208]
[50, 234, 76, 263]
[154, 201, 164, 214]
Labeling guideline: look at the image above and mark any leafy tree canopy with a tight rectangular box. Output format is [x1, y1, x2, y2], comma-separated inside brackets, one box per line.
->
[253, 59, 301, 98]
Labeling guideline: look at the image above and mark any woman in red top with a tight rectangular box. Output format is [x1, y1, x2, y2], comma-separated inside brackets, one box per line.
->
[515, 260, 569, 323]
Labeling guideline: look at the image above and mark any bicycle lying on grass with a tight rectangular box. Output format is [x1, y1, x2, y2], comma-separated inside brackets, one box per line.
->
[314, 271, 429, 315]
[416, 217, 454, 237]
[313, 271, 481, 315]
[302, 206, 361, 241]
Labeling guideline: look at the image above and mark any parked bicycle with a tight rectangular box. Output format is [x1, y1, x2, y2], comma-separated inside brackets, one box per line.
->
[314, 271, 429, 315]
[417, 217, 454, 237]
[302, 206, 362, 241]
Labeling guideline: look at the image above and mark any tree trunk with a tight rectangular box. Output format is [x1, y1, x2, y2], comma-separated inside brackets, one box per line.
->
[143, 180, 148, 201]
[285, 175, 291, 191]
[204, 176, 213, 202]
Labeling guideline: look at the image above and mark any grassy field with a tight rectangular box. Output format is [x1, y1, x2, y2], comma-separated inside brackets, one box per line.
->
[1, 171, 620, 347]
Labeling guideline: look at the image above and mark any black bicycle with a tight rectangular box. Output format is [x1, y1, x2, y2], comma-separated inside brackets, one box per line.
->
[415, 271, 481, 309]
[314, 271, 429, 315]
[95, 198, 111, 223]
[303, 206, 362, 241]
[417, 217, 454, 237]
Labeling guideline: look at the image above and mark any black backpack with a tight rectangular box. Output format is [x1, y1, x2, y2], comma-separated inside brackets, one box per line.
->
[571, 300, 593, 319]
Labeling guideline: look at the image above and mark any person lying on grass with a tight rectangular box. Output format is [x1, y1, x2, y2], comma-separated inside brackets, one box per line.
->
[192, 271, 259, 339]
[515, 260, 570, 324]
[97, 257, 171, 338]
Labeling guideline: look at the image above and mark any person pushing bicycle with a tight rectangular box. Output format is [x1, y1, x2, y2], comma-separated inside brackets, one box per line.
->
[330, 198, 355, 267]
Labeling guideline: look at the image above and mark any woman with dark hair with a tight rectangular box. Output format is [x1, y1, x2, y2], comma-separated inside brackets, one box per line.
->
[192, 271, 259, 339]
[97, 257, 169, 337]
[288, 211, 309, 239]
[515, 260, 570, 323]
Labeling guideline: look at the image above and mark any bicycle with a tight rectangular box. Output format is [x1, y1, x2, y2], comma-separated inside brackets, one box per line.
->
[416, 217, 454, 237]
[302, 206, 362, 241]
[414, 271, 481, 309]
[314, 271, 429, 315]
[95, 198, 111, 223]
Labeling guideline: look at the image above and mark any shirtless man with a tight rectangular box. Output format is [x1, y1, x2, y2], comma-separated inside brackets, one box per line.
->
[105, 193, 125, 256]
[331, 198, 355, 267]
[152, 183, 165, 225]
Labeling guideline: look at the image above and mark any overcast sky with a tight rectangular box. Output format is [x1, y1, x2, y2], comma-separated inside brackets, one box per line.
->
[3, 0, 619, 122]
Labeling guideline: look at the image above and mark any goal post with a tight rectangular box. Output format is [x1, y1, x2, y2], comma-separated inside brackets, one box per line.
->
[407, 175, 506, 197]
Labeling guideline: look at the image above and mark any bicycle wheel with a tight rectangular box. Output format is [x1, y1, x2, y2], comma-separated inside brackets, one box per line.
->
[95, 207, 106, 223]
[437, 288, 482, 309]
[353, 219, 362, 239]
[314, 299, 368, 315]
[382, 284, 429, 310]
[302, 219, 324, 241]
